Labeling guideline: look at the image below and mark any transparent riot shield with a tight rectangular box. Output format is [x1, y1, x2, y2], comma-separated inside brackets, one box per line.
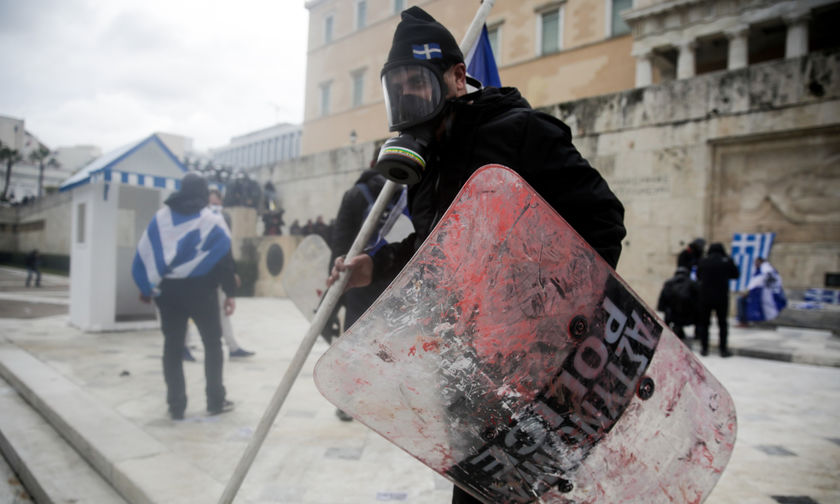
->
[314, 165, 736, 503]
[283, 234, 331, 321]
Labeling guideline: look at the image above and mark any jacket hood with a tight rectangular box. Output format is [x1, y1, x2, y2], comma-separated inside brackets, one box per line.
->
[708, 242, 727, 256]
[354, 169, 386, 188]
[452, 87, 531, 124]
[166, 173, 208, 215]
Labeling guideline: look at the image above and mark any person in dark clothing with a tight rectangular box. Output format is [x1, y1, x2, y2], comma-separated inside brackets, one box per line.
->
[332, 8, 625, 290]
[677, 238, 706, 272]
[695, 242, 740, 357]
[132, 173, 237, 419]
[328, 8, 625, 504]
[329, 169, 405, 422]
[330, 170, 398, 330]
[25, 249, 41, 287]
[289, 219, 302, 236]
[313, 215, 331, 244]
[657, 266, 699, 342]
[302, 219, 314, 236]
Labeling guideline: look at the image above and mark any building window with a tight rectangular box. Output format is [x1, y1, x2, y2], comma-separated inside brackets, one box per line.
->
[539, 8, 563, 55]
[319, 81, 332, 117]
[748, 20, 786, 65]
[487, 25, 500, 64]
[610, 0, 632, 37]
[811, 3, 840, 53]
[352, 70, 365, 108]
[695, 35, 728, 75]
[76, 203, 86, 244]
[324, 14, 334, 44]
[393, 0, 405, 14]
[355, 0, 367, 30]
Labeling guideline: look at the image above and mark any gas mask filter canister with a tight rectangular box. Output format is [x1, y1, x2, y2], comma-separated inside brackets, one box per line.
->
[375, 134, 428, 185]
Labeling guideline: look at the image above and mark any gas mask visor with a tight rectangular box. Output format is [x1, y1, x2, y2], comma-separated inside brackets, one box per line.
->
[381, 62, 446, 132]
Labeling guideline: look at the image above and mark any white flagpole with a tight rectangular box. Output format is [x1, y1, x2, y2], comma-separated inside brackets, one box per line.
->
[218, 2, 496, 502]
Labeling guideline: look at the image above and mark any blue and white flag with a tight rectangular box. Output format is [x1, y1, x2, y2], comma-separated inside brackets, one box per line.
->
[465, 24, 501, 88]
[804, 288, 840, 305]
[132, 206, 231, 297]
[730, 232, 775, 292]
[412, 43, 442, 60]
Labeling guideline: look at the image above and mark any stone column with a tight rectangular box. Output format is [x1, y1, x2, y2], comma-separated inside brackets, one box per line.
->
[726, 24, 749, 70]
[784, 11, 810, 58]
[677, 40, 696, 79]
[634, 50, 653, 87]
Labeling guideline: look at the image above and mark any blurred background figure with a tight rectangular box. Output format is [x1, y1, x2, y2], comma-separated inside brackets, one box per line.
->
[657, 266, 698, 344]
[695, 243, 740, 357]
[25, 248, 41, 287]
[737, 257, 787, 326]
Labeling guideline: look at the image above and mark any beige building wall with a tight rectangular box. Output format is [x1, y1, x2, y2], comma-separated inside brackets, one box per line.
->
[264, 50, 840, 308]
[302, 0, 635, 155]
[0, 192, 73, 256]
[548, 51, 840, 303]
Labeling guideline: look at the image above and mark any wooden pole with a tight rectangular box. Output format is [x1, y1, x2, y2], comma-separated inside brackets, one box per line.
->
[218, 2, 496, 501]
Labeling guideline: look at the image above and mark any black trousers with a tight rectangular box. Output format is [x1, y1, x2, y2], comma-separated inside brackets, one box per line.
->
[695, 298, 730, 353]
[26, 267, 41, 286]
[155, 281, 226, 415]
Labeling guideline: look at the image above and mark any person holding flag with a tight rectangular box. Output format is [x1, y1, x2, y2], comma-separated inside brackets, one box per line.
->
[329, 7, 625, 502]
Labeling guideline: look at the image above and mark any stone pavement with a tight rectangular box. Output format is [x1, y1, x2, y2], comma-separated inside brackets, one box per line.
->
[0, 265, 838, 503]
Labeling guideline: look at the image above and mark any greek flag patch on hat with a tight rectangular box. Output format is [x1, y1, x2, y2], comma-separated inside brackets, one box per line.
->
[412, 43, 442, 60]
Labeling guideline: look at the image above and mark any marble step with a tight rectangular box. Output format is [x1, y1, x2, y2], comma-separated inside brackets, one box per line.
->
[0, 343, 225, 504]
[0, 375, 127, 503]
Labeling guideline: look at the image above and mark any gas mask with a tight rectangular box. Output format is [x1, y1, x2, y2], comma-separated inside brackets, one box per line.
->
[375, 61, 449, 185]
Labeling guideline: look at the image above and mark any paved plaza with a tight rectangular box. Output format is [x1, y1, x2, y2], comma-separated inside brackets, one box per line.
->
[0, 266, 837, 503]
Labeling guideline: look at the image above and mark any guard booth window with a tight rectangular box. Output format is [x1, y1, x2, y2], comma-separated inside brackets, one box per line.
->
[76, 203, 86, 244]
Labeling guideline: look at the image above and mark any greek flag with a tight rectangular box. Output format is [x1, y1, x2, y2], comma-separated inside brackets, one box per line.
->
[730, 232, 775, 292]
[465, 24, 501, 88]
[132, 206, 231, 297]
[804, 288, 840, 305]
[412, 43, 442, 60]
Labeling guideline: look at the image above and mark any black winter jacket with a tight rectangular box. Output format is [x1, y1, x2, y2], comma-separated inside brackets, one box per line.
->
[331, 170, 387, 263]
[696, 244, 740, 304]
[372, 87, 626, 281]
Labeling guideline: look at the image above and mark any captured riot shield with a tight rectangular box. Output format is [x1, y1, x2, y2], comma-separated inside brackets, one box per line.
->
[315, 165, 736, 503]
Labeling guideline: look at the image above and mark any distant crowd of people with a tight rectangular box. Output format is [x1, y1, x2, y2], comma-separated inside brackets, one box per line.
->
[1, 193, 39, 206]
[287, 216, 333, 242]
[658, 237, 786, 357]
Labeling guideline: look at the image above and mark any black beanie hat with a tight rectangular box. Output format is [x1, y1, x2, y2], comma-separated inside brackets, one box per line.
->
[385, 7, 463, 70]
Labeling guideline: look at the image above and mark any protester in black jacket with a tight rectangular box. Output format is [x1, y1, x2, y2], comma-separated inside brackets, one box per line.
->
[695, 242, 741, 357]
[657, 266, 699, 342]
[677, 238, 706, 271]
[330, 170, 396, 328]
[328, 8, 625, 504]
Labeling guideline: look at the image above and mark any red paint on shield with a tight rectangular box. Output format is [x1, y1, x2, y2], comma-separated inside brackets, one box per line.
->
[314, 165, 737, 504]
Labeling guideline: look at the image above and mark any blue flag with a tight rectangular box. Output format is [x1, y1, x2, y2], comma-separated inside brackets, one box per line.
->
[465, 25, 501, 88]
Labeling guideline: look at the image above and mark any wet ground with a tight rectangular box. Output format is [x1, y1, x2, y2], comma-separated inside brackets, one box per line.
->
[0, 266, 837, 503]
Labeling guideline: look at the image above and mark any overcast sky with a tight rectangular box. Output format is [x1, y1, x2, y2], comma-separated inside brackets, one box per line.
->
[0, 0, 309, 153]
